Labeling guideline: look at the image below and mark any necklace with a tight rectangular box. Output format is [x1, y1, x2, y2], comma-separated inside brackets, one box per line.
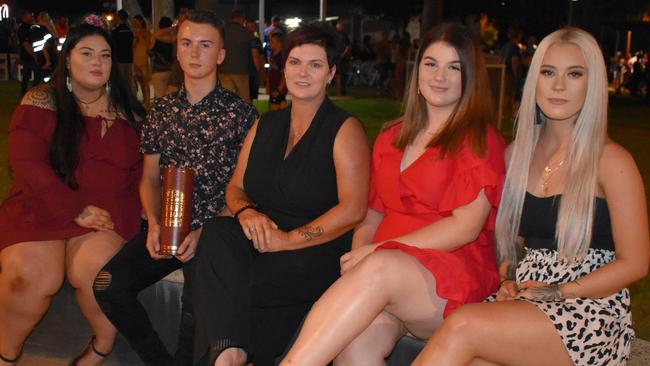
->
[291, 125, 307, 140]
[541, 159, 565, 196]
[74, 91, 104, 110]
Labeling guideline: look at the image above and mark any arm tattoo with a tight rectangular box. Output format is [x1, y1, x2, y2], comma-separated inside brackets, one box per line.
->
[527, 284, 565, 302]
[504, 245, 524, 281]
[298, 225, 323, 241]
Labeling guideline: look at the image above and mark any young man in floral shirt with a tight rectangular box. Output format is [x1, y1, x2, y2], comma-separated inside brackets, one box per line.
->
[90, 10, 258, 366]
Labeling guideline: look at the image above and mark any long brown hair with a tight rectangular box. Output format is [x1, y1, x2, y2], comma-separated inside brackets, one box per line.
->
[387, 23, 494, 157]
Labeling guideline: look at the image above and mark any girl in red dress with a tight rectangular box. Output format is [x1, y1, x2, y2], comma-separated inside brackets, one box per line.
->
[0, 19, 144, 366]
[281, 23, 505, 365]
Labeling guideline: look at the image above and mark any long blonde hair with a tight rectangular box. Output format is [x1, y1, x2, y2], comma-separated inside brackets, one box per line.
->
[495, 27, 608, 264]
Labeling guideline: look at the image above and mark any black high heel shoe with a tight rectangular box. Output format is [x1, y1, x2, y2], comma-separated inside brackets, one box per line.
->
[0, 350, 21, 365]
[69, 336, 111, 366]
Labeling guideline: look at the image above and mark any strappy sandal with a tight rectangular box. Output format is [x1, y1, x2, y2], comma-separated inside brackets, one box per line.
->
[69, 336, 111, 366]
[0, 350, 21, 365]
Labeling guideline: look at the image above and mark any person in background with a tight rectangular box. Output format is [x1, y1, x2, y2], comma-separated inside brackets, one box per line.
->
[17, 10, 42, 96]
[132, 14, 151, 107]
[500, 25, 522, 114]
[150, 16, 175, 99]
[281, 23, 505, 366]
[245, 19, 263, 101]
[263, 16, 284, 57]
[374, 30, 392, 89]
[413, 26, 649, 366]
[266, 30, 287, 111]
[0, 19, 145, 366]
[334, 20, 351, 96]
[93, 10, 257, 366]
[219, 10, 255, 102]
[54, 16, 69, 38]
[112, 9, 136, 95]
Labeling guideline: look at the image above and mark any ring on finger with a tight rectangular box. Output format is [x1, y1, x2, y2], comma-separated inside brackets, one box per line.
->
[249, 226, 255, 233]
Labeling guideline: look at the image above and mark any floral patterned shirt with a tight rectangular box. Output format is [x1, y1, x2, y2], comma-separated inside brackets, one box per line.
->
[141, 84, 258, 230]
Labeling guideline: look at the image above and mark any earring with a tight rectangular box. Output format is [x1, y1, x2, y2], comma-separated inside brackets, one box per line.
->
[535, 105, 546, 125]
[417, 87, 421, 95]
[105, 80, 111, 95]
[66, 76, 72, 92]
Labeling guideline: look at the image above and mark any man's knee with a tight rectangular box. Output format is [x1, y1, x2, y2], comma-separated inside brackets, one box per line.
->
[92, 268, 129, 310]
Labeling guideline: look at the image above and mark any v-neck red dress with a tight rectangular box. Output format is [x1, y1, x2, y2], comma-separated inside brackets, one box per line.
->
[0, 104, 142, 250]
[371, 122, 505, 317]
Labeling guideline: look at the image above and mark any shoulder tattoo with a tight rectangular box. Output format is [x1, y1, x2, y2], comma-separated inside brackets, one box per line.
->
[20, 84, 56, 111]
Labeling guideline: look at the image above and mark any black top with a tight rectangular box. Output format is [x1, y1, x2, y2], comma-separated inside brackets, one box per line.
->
[111, 24, 134, 63]
[151, 39, 174, 72]
[220, 21, 255, 75]
[519, 192, 615, 251]
[17, 23, 33, 63]
[141, 83, 258, 229]
[244, 97, 351, 246]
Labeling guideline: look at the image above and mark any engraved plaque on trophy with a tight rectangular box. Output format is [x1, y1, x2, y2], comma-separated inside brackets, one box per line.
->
[159, 167, 194, 256]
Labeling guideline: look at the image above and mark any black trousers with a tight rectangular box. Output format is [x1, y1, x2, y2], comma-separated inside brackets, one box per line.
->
[94, 231, 195, 366]
[193, 217, 347, 366]
[20, 63, 43, 96]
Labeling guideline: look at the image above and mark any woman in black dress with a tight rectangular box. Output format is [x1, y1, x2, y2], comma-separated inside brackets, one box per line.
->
[192, 23, 370, 366]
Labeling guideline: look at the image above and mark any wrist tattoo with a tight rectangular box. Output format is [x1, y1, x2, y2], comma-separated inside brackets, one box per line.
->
[504, 244, 524, 282]
[529, 284, 565, 302]
[78, 207, 90, 220]
[298, 225, 323, 241]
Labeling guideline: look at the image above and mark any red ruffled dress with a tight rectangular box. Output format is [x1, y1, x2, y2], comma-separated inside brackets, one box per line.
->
[0, 104, 143, 251]
[371, 122, 505, 317]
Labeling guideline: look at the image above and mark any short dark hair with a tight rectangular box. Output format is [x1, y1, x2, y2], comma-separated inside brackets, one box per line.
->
[117, 9, 129, 22]
[184, 9, 225, 43]
[159, 16, 173, 29]
[270, 29, 284, 42]
[271, 15, 281, 23]
[230, 9, 244, 20]
[284, 22, 342, 68]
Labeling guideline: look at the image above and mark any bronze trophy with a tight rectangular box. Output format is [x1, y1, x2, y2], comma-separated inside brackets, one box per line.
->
[159, 167, 194, 256]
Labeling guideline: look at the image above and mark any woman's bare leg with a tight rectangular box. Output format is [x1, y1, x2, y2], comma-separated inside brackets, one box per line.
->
[0, 241, 65, 364]
[214, 347, 247, 366]
[66, 231, 125, 366]
[333, 311, 404, 366]
[412, 301, 574, 366]
[282, 250, 446, 366]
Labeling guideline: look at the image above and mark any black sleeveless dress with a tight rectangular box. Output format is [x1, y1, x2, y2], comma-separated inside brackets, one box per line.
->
[512, 192, 633, 366]
[192, 97, 354, 365]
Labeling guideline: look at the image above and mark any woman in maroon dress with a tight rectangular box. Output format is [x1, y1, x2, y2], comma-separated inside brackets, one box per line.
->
[0, 19, 144, 365]
[281, 23, 505, 365]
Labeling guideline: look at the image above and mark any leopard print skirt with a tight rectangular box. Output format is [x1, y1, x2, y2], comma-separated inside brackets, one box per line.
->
[516, 248, 634, 366]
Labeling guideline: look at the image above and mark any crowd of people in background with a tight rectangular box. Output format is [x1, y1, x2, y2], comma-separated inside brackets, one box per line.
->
[5, 8, 650, 107]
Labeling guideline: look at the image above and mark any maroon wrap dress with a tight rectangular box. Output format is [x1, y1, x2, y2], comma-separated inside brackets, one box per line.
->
[0, 102, 142, 250]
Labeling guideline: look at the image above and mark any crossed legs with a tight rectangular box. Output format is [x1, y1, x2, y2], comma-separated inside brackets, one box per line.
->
[281, 249, 447, 366]
[412, 301, 574, 366]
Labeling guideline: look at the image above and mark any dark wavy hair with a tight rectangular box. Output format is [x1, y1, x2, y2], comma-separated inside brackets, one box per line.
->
[283, 22, 342, 69]
[50, 23, 145, 189]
